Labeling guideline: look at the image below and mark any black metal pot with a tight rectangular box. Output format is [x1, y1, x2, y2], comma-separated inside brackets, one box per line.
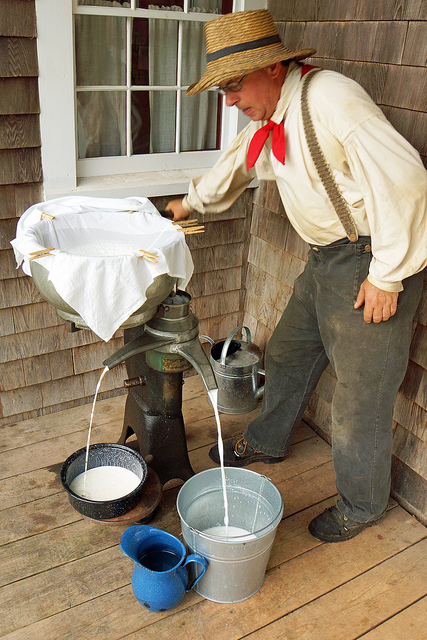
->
[61, 443, 148, 520]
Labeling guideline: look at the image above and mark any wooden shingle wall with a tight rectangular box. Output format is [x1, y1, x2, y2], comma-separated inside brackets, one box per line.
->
[243, 0, 427, 522]
[0, 1, 129, 426]
[145, 193, 252, 343]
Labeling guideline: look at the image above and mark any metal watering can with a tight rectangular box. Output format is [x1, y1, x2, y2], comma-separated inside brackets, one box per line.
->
[201, 326, 264, 414]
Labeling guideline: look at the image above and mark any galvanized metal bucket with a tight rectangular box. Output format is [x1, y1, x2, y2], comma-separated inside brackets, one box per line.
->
[200, 326, 265, 414]
[176, 467, 283, 603]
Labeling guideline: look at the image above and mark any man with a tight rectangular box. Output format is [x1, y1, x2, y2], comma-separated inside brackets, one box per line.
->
[166, 10, 427, 542]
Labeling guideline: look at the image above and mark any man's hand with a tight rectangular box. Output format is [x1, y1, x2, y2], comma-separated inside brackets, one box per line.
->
[165, 199, 190, 222]
[354, 279, 399, 323]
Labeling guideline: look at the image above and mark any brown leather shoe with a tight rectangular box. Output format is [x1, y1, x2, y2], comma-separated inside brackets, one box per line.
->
[209, 436, 287, 467]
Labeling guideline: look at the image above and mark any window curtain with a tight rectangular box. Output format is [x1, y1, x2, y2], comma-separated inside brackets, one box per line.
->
[75, 0, 222, 157]
[148, 3, 221, 153]
[75, 1, 127, 158]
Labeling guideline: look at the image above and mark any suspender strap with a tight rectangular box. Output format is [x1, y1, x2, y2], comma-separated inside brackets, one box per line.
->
[301, 69, 358, 242]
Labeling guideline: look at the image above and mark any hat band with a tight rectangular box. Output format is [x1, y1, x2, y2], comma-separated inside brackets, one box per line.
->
[206, 34, 282, 63]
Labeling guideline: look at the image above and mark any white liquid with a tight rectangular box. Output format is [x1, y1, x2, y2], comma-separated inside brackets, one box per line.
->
[84, 366, 109, 472]
[82, 366, 109, 494]
[208, 388, 229, 532]
[70, 466, 141, 501]
[203, 525, 256, 541]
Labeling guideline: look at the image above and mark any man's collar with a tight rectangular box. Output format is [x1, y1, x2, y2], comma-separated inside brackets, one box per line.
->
[269, 61, 302, 125]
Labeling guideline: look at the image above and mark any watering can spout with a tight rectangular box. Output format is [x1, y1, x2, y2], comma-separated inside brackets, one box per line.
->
[174, 339, 218, 392]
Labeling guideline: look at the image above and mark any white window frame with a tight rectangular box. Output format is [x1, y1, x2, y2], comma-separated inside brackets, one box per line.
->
[35, 0, 265, 200]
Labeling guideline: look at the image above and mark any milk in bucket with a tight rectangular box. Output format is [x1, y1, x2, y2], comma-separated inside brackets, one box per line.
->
[177, 467, 283, 603]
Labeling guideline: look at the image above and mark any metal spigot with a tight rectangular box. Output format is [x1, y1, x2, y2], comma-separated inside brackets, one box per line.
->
[103, 333, 175, 369]
[124, 376, 145, 388]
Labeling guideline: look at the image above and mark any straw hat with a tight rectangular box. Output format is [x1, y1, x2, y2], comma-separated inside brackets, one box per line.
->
[187, 9, 316, 96]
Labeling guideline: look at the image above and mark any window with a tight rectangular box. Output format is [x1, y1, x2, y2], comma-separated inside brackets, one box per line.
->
[75, 0, 230, 161]
[36, 0, 263, 199]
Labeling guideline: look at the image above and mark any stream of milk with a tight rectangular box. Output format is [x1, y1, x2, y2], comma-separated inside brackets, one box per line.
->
[207, 388, 229, 533]
[80, 365, 109, 494]
[84, 365, 109, 472]
[205, 388, 261, 541]
[70, 365, 143, 501]
[74, 365, 253, 536]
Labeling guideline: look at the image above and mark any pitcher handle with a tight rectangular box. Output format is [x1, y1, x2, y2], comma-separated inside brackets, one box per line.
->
[183, 553, 208, 591]
[220, 325, 251, 365]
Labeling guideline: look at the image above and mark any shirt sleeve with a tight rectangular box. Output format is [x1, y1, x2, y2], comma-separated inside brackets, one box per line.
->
[184, 125, 257, 214]
[344, 114, 427, 292]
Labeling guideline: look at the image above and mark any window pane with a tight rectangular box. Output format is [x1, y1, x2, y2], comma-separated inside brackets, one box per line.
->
[180, 91, 220, 151]
[132, 91, 176, 154]
[136, 0, 228, 13]
[190, 0, 222, 12]
[77, 91, 126, 158]
[137, 1, 183, 9]
[77, 0, 130, 5]
[131, 91, 150, 155]
[149, 19, 178, 86]
[149, 91, 176, 153]
[132, 19, 149, 86]
[180, 19, 206, 87]
[75, 15, 126, 86]
[132, 18, 178, 87]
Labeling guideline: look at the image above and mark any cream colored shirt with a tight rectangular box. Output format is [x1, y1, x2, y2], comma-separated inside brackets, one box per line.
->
[183, 64, 427, 292]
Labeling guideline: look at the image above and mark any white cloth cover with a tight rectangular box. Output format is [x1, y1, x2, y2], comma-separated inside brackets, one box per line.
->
[11, 196, 194, 341]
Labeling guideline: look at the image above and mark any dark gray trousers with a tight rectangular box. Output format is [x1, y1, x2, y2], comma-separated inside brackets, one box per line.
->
[244, 237, 423, 522]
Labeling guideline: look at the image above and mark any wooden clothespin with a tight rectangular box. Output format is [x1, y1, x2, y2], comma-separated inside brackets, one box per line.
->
[138, 249, 159, 263]
[40, 212, 55, 220]
[177, 225, 205, 235]
[28, 247, 55, 260]
[172, 219, 199, 227]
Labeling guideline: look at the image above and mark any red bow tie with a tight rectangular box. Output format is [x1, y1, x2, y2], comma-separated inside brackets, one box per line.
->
[246, 119, 285, 170]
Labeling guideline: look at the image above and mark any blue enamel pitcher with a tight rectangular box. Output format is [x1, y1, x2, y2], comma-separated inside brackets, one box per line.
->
[120, 525, 208, 612]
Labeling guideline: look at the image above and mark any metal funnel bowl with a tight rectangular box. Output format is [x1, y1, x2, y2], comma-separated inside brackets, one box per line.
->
[30, 260, 176, 330]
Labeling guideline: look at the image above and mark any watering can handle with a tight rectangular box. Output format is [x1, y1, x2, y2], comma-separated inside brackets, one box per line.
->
[199, 335, 215, 346]
[183, 553, 208, 591]
[220, 325, 251, 365]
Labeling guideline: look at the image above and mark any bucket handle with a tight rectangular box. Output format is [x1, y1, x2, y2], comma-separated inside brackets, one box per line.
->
[183, 553, 208, 591]
[220, 326, 251, 365]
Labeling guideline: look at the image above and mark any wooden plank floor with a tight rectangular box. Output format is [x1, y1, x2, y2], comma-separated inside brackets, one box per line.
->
[1, 374, 426, 640]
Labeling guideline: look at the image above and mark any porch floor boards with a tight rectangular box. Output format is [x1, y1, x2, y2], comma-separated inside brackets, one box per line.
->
[1, 374, 426, 640]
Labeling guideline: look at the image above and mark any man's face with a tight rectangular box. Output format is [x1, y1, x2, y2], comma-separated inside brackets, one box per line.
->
[222, 65, 284, 121]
